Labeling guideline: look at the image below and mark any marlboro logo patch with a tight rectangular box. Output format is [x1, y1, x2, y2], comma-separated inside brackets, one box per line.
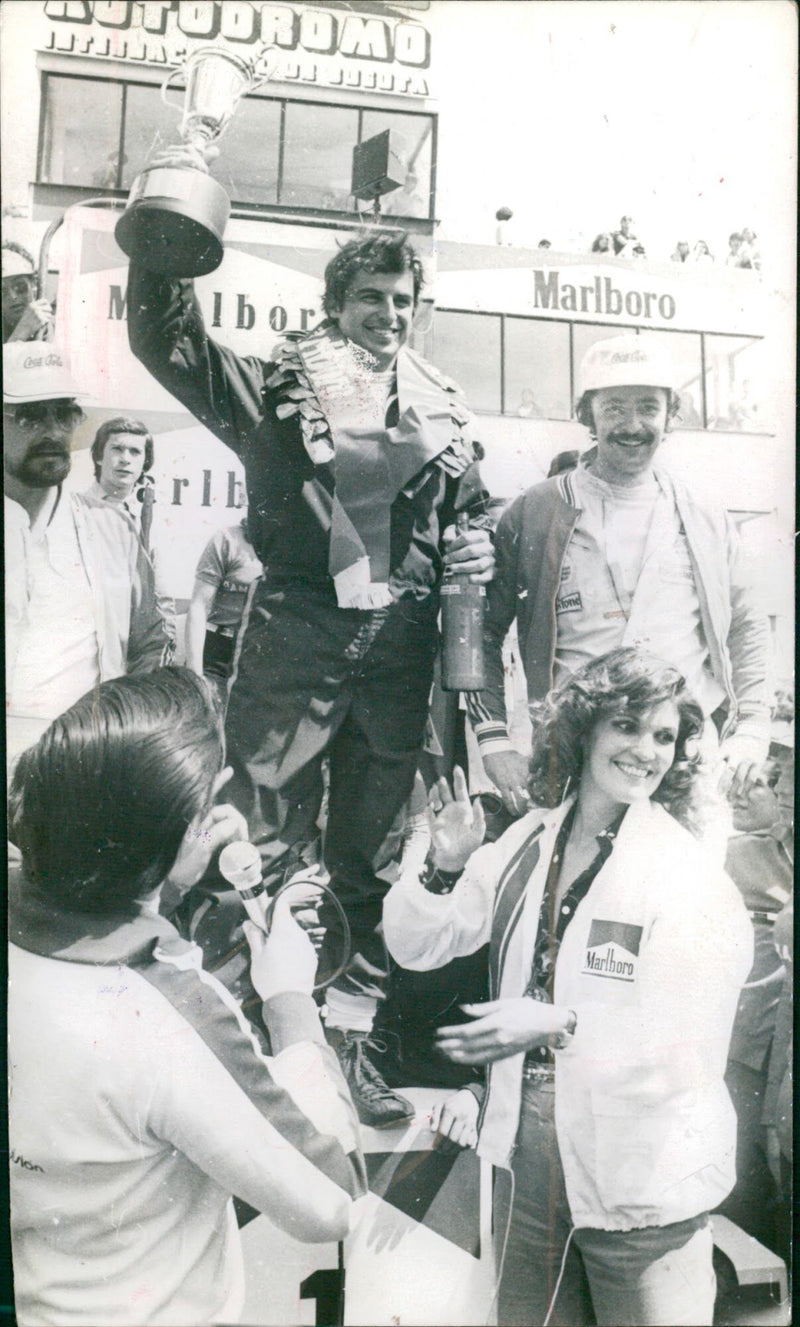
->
[583, 919, 643, 982]
[556, 590, 582, 614]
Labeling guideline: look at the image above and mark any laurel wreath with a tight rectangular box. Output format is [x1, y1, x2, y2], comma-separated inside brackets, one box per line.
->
[263, 326, 477, 479]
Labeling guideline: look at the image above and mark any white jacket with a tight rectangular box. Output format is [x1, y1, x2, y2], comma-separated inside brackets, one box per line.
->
[383, 797, 753, 1232]
[8, 894, 366, 1326]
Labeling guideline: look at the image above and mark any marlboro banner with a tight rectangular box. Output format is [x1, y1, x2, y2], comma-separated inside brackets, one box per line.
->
[54, 206, 348, 408]
[53, 207, 384, 598]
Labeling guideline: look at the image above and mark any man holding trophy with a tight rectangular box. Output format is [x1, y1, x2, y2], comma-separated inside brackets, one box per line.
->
[120, 43, 495, 1128]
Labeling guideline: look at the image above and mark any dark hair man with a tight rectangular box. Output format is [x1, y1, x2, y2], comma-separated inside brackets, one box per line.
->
[126, 146, 495, 1128]
[466, 333, 770, 816]
[89, 415, 154, 501]
[8, 669, 366, 1325]
[4, 344, 174, 768]
[85, 415, 155, 541]
[2, 242, 53, 343]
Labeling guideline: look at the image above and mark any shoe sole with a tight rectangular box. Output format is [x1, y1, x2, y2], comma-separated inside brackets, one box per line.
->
[361, 1111, 416, 1130]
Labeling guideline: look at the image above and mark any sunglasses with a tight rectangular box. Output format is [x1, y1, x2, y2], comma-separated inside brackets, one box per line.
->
[4, 401, 86, 430]
[2, 275, 36, 300]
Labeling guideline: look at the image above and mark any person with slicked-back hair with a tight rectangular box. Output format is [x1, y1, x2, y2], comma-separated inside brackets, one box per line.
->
[8, 668, 366, 1326]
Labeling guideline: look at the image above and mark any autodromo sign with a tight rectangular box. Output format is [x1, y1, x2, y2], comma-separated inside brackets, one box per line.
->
[43, 1, 432, 96]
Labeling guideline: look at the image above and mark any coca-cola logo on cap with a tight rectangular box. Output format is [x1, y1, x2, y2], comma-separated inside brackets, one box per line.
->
[22, 353, 64, 370]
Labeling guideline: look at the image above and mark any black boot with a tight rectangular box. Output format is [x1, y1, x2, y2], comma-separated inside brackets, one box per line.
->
[332, 1031, 415, 1129]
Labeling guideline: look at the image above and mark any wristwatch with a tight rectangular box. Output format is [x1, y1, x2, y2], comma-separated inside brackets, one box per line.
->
[552, 1008, 578, 1050]
[420, 854, 463, 895]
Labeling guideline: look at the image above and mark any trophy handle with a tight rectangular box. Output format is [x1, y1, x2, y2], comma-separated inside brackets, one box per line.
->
[250, 46, 280, 93]
[161, 67, 186, 114]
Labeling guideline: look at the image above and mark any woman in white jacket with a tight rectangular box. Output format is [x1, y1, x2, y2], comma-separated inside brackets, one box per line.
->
[383, 648, 752, 1327]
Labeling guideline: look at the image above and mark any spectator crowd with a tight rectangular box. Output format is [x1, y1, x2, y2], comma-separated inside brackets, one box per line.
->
[493, 208, 764, 272]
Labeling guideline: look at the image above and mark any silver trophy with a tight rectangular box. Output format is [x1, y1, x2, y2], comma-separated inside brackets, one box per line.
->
[116, 44, 276, 277]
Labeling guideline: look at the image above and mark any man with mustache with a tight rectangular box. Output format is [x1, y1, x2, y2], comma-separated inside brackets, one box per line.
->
[467, 333, 770, 815]
[4, 344, 174, 767]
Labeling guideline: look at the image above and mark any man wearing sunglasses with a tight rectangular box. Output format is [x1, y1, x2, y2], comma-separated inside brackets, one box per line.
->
[2, 243, 53, 344]
[4, 343, 174, 768]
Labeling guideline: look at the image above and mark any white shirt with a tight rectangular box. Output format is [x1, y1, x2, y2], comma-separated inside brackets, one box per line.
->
[6, 491, 99, 735]
[555, 466, 726, 716]
[84, 478, 140, 525]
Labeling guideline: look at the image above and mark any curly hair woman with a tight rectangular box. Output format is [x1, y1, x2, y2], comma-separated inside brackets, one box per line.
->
[384, 648, 753, 1326]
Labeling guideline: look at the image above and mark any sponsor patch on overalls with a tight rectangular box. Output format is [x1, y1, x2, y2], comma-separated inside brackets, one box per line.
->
[583, 919, 642, 982]
[556, 590, 582, 614]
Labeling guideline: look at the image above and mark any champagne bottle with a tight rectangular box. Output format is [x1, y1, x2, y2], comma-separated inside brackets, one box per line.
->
[441, 512, 486, 691]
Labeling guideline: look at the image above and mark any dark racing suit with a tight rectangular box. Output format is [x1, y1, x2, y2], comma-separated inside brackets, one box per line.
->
[127, 264, 491, 992]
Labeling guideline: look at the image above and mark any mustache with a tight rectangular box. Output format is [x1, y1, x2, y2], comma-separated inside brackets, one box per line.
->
[607, 429, 657, 446]
[28, 439, 70, 456]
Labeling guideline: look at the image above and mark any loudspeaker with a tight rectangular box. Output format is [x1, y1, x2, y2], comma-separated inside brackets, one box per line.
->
[351, 129, 406, 201]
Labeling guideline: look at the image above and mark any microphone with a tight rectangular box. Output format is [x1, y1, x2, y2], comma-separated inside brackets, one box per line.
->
[218, 840, 269, 932]
[219, 844, 352, 990]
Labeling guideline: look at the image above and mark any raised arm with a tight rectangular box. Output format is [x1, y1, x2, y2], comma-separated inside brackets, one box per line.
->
[126, 260, 268, 455]
[383, 767, 501, 970]
[143, 898, 366, 1243]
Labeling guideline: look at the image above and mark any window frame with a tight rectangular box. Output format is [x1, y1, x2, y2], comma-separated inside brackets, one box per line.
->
[428, 308, 765, 429]
[37, 71, 437, 222]
[37, 70, 126, 189]
[432, 306, 504, 415]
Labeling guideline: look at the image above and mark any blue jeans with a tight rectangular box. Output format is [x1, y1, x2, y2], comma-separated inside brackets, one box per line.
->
[495, 1078, 717, 1326]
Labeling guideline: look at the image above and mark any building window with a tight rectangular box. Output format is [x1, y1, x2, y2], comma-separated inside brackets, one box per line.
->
[570, 323, 705, 427]
[120, 83, 177, 188]
[39, 76, 123, 189]
[704, 334, 769, 433]
[361, 109, 434, 219]
[281, 102, 359, 211]
[118, 82, 281, 204]
[431, 310, 501, 413]
[504, 317, 570, 420]
[211, 96, 282, 206]
[39, 74, 436, 220]
[637, 329, 704, 428]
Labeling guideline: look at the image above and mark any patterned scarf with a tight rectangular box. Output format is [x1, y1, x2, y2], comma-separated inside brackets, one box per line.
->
[266, 324, 476, 608]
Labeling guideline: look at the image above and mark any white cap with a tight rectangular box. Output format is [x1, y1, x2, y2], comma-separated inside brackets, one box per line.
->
[576, 334, 678, 401]
[1, 247, 35, 280]
[3, 343, 84, 404]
